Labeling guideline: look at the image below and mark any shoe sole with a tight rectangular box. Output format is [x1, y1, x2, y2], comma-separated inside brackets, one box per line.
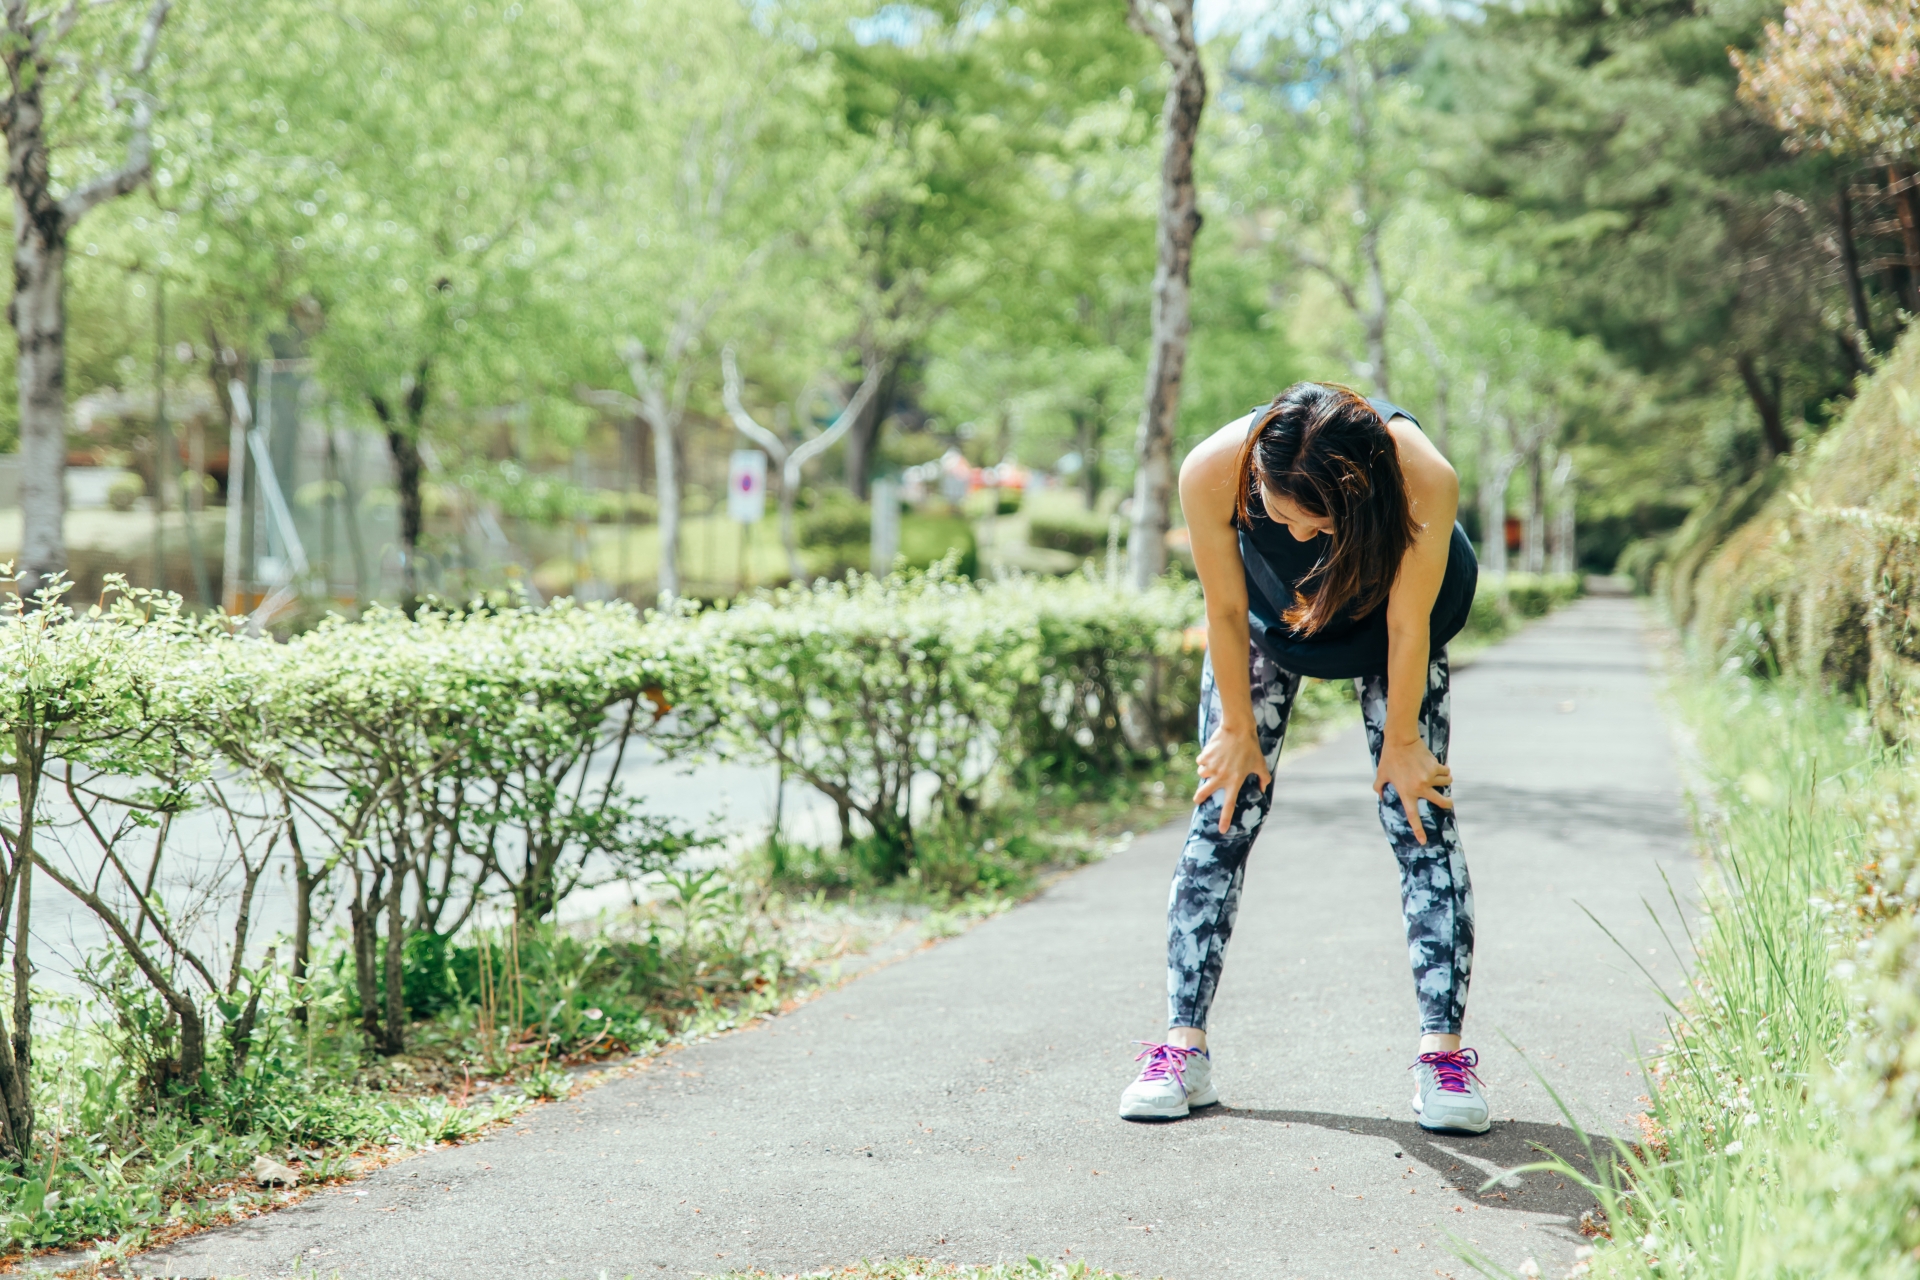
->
[1416, 1115, 1492, 1135]
[1119, 1091, 1219, 1122]
[1413, 1093, 1490, 1135]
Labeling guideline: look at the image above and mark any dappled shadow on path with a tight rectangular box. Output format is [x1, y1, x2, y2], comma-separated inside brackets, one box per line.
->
[1213, 1106, 1603, 1228]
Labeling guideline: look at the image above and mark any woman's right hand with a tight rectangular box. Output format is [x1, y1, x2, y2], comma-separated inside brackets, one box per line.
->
[1193, 724, 1271, 834]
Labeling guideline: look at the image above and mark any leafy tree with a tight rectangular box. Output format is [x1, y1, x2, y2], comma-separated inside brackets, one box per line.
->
[162, 0, 610, 600]
[1431, 0, 1857, 463]
[817, 7, 1032, 498]
[809, 0, 1153, 500]
[1229, 2, 1437, 397]
[1735, 0, 1920, 160]
[917, 43, 1158, 505]
[561, 0, 823, 600]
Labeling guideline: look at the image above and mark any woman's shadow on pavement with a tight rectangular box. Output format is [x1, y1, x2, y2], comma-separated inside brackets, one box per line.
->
[1214, 1105, 1607, 1229]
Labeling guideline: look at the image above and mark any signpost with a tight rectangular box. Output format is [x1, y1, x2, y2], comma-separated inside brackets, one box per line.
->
[728, 449, 767, 591]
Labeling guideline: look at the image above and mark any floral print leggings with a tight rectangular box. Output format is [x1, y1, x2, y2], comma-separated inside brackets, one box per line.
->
[1167, 642, 1474, 1035]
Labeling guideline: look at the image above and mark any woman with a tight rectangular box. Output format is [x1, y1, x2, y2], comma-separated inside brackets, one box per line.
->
[1119, 381, 1488, 1134]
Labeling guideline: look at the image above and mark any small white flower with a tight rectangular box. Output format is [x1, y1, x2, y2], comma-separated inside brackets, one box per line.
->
[1724, 1140, 1744, 1154]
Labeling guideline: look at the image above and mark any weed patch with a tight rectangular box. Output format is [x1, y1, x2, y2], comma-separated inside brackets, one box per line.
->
[1486, 671, 1902, 1279]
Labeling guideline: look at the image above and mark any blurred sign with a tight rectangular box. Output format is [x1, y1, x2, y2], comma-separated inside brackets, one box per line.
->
[728, 450, 766, 523]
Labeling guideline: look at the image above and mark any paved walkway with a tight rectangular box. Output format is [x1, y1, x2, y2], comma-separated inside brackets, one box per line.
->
[137, 597, 1697, 1280]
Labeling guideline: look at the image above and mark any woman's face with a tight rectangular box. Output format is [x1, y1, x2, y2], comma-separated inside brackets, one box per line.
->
[1259, 482, 1334, 542]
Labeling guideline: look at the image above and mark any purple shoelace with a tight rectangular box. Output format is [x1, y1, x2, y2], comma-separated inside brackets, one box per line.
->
[1413, 1047, 1481, 1093]
[1134, 1041, 1202, 1090]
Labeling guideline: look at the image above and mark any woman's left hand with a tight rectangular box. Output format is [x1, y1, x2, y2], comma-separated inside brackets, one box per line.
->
[1373, 736, 1453, 846]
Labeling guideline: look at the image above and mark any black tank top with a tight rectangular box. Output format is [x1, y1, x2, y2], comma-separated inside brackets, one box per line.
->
[1237, 397, 1478, 680]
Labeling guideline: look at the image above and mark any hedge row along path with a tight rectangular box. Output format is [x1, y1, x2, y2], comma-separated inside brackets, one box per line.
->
[137, 596, 1697, 1280]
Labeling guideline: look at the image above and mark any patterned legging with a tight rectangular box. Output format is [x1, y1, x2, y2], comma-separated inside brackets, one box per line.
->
[1166, 642, 1474, 1035]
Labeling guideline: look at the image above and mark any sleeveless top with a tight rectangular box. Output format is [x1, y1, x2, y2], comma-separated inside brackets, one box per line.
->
[1237, 398, 1478, 680]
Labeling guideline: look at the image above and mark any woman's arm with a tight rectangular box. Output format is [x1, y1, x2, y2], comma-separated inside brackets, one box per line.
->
[1375, 418, 1460, 846]
[1180, 415, 1270, 834]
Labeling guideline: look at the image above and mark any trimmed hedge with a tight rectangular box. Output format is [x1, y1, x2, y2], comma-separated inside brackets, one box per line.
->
[0, 565, 1198, 1084]
[1028, 510, 1127, 560]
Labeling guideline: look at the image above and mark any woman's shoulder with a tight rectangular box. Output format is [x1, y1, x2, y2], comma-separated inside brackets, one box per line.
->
[1389, 415, 1459, 512]
[1179, 413, 1257, 484]
[1179, 413, 1259, 525]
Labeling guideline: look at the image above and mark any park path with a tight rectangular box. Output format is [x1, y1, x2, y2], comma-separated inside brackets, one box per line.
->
[135, 595, 1698, 1280]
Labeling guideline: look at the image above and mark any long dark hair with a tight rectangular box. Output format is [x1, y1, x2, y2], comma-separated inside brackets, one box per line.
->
[1234, 381, 1419, 635]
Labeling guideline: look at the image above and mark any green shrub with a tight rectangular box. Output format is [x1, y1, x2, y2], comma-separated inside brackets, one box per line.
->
[797, 489, 870, 559]
[1460, 572, 1584, 644]
[962, 488, 1023, 517]
[106, 471, 144, 512]
[586, 489, 657, 523]
[701, 563, 1031, 879]
[1028, 510, 1127, 560]
[900, 513, 978, 578]
[798, 493, 979, 579]
[1673, 325, 1920, 736]
[0, 560, 1225, 1253]
[991, 574, 1199, 790]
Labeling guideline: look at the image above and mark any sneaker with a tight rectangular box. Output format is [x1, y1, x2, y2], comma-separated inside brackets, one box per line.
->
[1410, 1048, 1491, 1134]
[1119, 1041, 1218, 1120]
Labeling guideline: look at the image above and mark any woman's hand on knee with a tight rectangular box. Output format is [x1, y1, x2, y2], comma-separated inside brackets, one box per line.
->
[1374, 737, 1453, 845]
[1195, 725, 1271, 833]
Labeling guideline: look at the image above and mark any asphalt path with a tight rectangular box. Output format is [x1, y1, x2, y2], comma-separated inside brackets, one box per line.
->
[135, 595, 1697, 1280]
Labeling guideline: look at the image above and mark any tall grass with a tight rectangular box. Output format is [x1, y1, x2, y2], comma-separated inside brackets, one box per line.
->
[1498, 675, 1894, 1279]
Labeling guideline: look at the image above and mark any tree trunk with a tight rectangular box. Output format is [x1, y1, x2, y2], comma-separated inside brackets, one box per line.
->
[843, 358, 898, 502]
[1073, 409, 1103, 511]
[777, 474, 802, 583]
[13, 219, 67, 600]
[1549, 452, 1576, 575]
[349, 877, 383, 1049]
[386, 426, 424, 598]
[5, 20, 67, 602]
[1360, 224, 1390, 397]
[1477, 422, 1511, 578]
[1734, 352, 1792, 459]
[382, 872, 406, 1056]
[1126, 0, 1207, 590]
[651, 401, 680, 601]
[289, 821, 314, 1024]
[1837, 176, 1876, 351]
[371, 366, 429, 602]
[1523, 443, 1546, 574]
[1891, 164, 1920, 314]
[4, 0, 169, 600]
[0, 749, 40, 1164]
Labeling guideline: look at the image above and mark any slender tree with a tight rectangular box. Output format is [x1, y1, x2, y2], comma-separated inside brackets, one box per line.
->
[721, 346, 880, 582]
[1125, 0, 1206, 588]
[6, 0, 173, 596]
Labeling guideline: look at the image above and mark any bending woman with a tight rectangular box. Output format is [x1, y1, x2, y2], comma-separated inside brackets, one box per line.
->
[1119, 382, 1488, 1134]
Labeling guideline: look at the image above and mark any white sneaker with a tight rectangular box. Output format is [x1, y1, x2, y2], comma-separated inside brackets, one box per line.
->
[1411, 1048, 1491, 1134]
[1119, 1042, 1217, 1120]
